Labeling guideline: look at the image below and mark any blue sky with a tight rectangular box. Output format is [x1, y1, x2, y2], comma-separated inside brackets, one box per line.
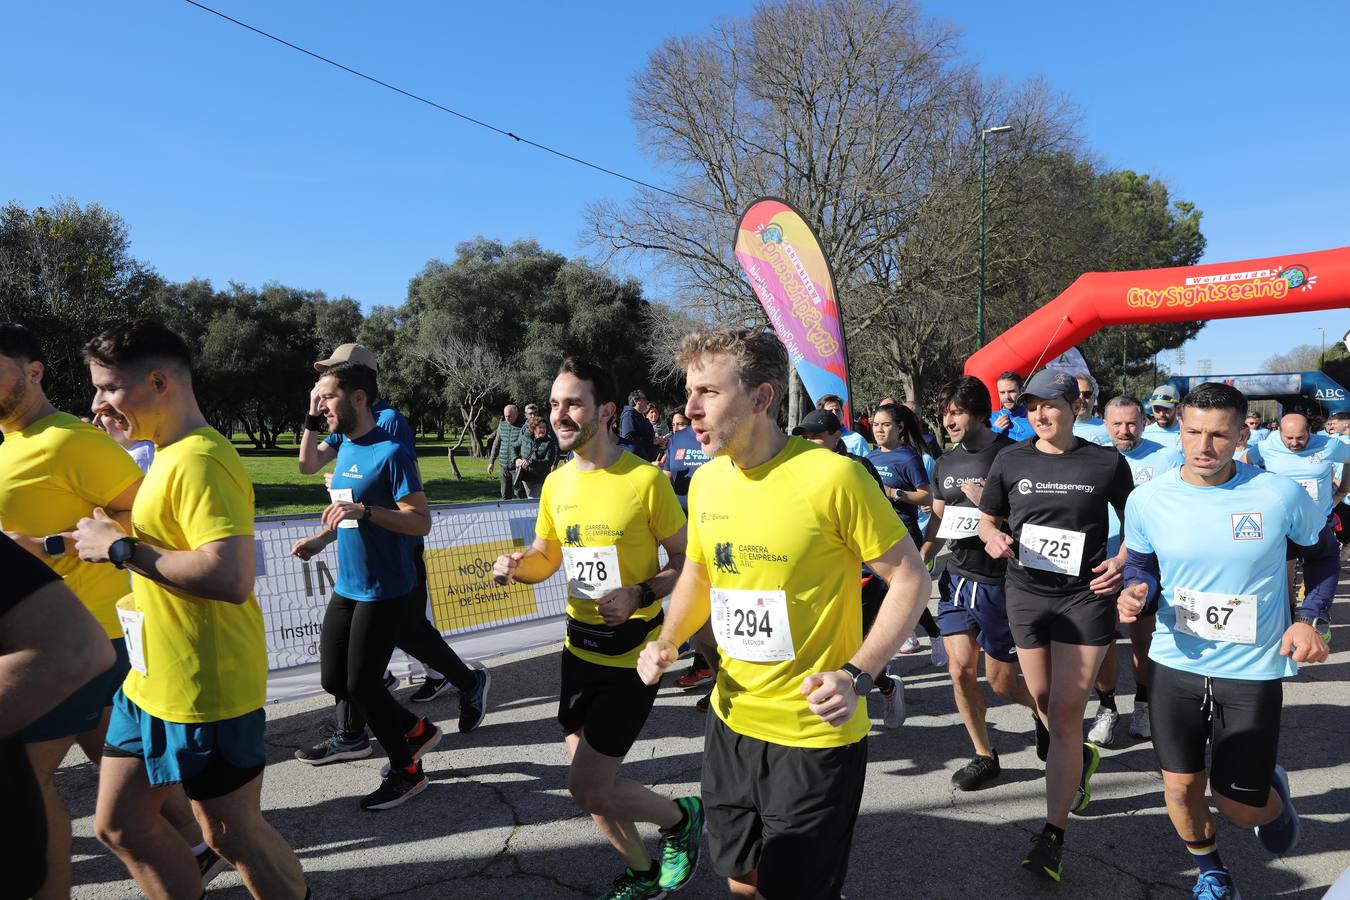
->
[3, 1, 1347, 376]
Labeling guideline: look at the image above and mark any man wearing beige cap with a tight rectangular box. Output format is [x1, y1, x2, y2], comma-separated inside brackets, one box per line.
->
[293, 344, 490, 765]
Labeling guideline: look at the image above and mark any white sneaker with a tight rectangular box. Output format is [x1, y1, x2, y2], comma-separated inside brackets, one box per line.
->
[878, 672, 906, 729]
[898, 635, 922, 655]
[1129, 702, 1151, 739]
[930, 634, 948, 669]
[1087, 707, 1119, 747]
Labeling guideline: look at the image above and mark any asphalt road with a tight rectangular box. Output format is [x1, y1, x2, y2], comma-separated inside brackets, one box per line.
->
[68, 577, 1350, 899]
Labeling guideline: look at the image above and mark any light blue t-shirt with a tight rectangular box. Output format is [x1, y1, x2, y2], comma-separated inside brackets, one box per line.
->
[1072, 417, 1111, 446]
[1125, 464, 1323, 680]
[916, 452, 938, 535]
[840, 428, 870, 456]
[1142, 420, 1181, 451]
[1107, 438, 1184, 553]
[331, 431, 424, 601]
[1245, 432, 1350, 516]
[1247, 427, 1270, 446]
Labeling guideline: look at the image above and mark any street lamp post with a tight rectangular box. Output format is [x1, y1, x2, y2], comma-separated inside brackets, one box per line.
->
[978, 124, 1012, 347]
[1317, 326, 1326, 370]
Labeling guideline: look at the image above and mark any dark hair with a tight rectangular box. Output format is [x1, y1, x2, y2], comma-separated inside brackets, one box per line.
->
[0, 323, 47, 389]
[1178, 382, 1247, 419]
[997, 370, 1024, 387]
[628, 389, 647, 405]
[83, 319, 192, 376]
[1104, 394, 1145, 417]
[560, 357, 619, 411]
[817, 393, 843, 408]
[934, 376, 992, 420]
[323, 361, 379, 407]
[873, 402, 927, 455]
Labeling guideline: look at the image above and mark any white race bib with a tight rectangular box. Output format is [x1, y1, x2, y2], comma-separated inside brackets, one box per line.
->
[329, 488, 358, 529]
[711, 589, 795, 662]
[1296, 478, 1319, 501]
[937, 507, 981, 540]
[1018, 523, 1086, 576]
[118, 607, 148, 675]
[563, 545, 622, 599]
[1172, 588, 1257, 645]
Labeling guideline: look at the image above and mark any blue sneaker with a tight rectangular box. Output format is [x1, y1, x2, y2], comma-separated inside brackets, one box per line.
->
[1193, 868, 1241, 899]
[459, 667, 492, 733]
[1254, 764, 1300, 854]
[295, 727, 372, 765]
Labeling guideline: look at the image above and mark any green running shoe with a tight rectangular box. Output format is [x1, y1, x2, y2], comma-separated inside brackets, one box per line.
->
[658, 795, 704, 891]
[1021, 830, 1063, 882]
[598, 867, 665, 900]
[1072, 742, 1101, 814]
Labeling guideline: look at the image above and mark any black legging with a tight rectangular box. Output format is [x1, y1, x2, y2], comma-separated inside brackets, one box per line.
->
[3, 735, 47, 900]
[337, 550, 475, 735]
[321, 591, 420, 770]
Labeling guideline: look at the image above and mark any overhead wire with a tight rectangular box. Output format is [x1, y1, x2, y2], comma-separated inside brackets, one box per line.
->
[180, 0, 721, 213]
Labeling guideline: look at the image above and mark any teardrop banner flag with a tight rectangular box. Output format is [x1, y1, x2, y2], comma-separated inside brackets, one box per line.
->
[734, 197, 853, 425]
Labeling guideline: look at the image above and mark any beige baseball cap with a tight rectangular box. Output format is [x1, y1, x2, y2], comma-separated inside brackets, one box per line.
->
[314, 342, 378, 373]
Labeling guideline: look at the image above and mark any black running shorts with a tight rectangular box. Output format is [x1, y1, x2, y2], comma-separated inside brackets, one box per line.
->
[1004, 584, 1117, 648]
[1150, 662, 1283, 808]
[556, 650, 658, 759]
[702, 712, 867, 900]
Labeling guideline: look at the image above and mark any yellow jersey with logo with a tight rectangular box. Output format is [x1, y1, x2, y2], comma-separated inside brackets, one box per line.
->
[536, 450, 686, 668]
[0, 412, 142, 638]
[121, 428, 266, 723]
[687, 437, 907, 748]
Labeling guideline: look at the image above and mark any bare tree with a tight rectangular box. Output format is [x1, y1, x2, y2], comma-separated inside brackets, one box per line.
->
[411, 312, 511, 477]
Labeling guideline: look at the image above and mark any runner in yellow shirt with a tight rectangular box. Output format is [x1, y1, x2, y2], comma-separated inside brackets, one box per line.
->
[491, 357, 701, 899]
[72, 320, 308, 900]
[0, 323, 225, 898]
[637, 328, 931, 900]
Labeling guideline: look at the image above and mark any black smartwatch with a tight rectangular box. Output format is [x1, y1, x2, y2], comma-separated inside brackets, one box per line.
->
[1295, 614, 1330, 639]
[637, 581, 657, 606]
[360, 504, 373, 522]
[43, 534, 67, 558]
[841, 662, 874, 696]
[108, 536, 138, 569]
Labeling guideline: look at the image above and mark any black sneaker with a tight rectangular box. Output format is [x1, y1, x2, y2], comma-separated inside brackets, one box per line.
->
[195, 844, 228, 888]
[379, 719, 443, 777]
[1034, 714, 1050, 763]
[459, 668, 491, 733]
[951, 752, 1001, 791]
[411, 675, 454, 703]
[1021, 830, 1063, 882]
[382, 670, 399, 691]
[360, 762, 429, 811]
[294, 727, 372, 766]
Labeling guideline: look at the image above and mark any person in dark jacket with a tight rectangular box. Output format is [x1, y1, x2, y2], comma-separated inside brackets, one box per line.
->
[617, 389, 658, 461]
[513, 415, 559, 499]
[487, 404, 527, 499]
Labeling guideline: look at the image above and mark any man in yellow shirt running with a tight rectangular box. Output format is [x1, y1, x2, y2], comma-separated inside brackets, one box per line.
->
[638, 328, 931, 900]
[72, 320, 308, 900]
[0, 323, 223, 898]
[492, 357, 701, 900]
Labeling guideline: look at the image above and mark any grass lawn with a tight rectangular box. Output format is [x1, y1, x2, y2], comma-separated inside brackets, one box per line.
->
[235, 437, 501, 516]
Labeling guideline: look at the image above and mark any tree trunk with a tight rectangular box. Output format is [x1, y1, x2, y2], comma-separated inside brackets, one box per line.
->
[787, 369, 802, 431]
[446, 428, 466, 479]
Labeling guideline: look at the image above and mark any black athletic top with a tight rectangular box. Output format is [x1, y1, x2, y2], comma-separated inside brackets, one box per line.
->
[980, 438, 1133, 595]
[932, 433, 1015, 584]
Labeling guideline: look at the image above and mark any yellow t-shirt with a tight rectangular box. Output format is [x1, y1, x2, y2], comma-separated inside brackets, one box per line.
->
[0, 412, 142, 638]
[536, 450, 686, 668]
[120, 428, 266, 723]
[687, 437, 908, 748]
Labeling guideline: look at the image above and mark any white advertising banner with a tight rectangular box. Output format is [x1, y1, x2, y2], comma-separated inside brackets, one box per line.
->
[254, 500, 571, 704]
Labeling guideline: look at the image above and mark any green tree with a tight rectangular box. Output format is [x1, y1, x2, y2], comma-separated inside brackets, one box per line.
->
[0, 198, 162, 411]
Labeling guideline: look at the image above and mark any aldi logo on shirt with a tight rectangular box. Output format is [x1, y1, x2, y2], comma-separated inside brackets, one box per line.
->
[1231, 513, 1263, 541]
[344, 463, 363, 480]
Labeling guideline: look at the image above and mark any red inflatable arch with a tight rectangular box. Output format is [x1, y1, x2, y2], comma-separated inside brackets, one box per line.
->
[964, 246, 1350, 401]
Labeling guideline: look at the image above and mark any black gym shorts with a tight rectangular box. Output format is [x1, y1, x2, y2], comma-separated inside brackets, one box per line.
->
[1005, 583, 1117, 648]
[556, 650, 658, 759]
[702, 711, 867, 900]
[1150, 662, 1283, 808]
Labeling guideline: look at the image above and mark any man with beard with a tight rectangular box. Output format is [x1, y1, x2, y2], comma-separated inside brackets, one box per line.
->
[991, 371, 1036, 442]
[492, 358, 699, 900]
[637, 328, 930, 900]
[1144, 384, 1183, 450]
[291, 361, 439, 811]
[921, 376, 1037, 791]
